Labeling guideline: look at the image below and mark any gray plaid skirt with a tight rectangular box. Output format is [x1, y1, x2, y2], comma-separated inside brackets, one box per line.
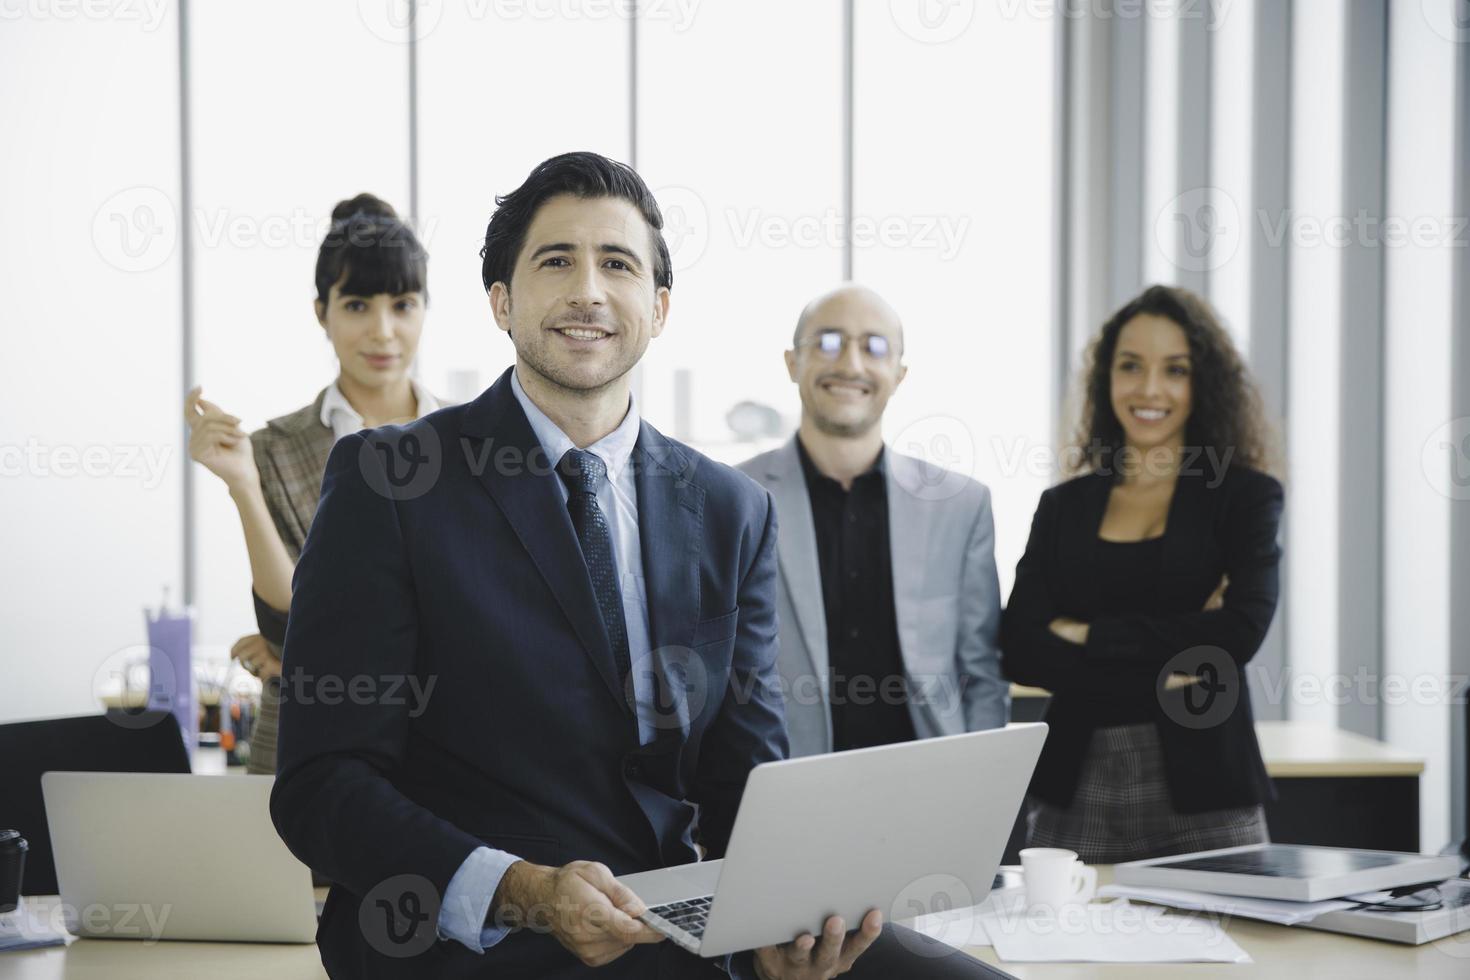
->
[245, 676, 281, 776]
[1026, 722, 1269, 864]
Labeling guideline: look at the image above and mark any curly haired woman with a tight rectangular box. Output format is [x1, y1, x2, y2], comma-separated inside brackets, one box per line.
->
[1001, 284, 1283, 863]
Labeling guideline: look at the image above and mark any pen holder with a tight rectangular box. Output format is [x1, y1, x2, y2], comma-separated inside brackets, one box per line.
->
[145, 606, 197, 750]
[0, 830, 27, 914]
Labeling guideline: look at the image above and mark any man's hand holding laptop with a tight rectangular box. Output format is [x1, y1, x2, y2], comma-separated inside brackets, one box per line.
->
[751, 908, 884, 979]
[492, 858, 883, 977]
[491, 860, 664, 968]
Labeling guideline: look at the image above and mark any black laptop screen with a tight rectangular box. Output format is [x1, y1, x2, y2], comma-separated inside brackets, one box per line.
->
[0, 711, 190, 895]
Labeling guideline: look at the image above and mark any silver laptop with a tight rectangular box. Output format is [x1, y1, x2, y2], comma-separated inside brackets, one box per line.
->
[41, 771, 317, 942]
[1115, 843, 1463, 903]
[617, 722, 1047, 957]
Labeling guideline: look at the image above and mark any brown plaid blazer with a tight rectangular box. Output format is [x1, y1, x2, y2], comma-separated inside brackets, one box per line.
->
[251, 389, 337, 563]
[244, 385, 451, 774]
[245, 388, 336, 775]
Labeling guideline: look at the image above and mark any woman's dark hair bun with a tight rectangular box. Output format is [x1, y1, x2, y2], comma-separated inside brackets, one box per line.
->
[331, 193, 397, 223]
[316, 193, 426, 306]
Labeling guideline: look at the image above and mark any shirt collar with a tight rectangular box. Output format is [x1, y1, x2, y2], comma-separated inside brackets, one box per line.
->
[510, 367, 640, 480]
[319, 377, 442, 434]
[795, 433, 886, 490]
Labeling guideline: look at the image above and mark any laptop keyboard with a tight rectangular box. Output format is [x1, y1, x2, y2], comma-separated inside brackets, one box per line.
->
[647, 895, 713, 939]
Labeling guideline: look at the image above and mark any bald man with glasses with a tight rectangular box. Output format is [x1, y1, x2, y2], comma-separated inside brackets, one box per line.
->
[738, 284, 1008, 760]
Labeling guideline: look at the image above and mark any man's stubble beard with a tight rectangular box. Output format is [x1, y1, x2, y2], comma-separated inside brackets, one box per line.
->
[807, 401, 883, 440]
[511, 306, 646, 397]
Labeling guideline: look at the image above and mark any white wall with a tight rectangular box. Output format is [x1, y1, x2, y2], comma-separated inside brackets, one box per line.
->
[1141, 0, 1181, 288]
[1383, 0, 1458, 852]
[852, 0, 1055, 597]
[1284, 0, 1346, 730]
[186, 2, 412, 662]
[0, 10, 183, 723]
[1206, 0, 1255, 353]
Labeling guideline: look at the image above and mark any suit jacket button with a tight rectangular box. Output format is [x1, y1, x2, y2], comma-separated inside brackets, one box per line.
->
[624, 759, 641, 779]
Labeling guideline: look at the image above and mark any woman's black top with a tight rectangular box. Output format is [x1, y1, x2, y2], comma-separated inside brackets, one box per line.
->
[1000, 464, 1283, 813]
[1088, 537, 1166, 726]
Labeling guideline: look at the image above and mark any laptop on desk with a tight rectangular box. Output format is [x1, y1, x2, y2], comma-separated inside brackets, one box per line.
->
[0, 711, 191, 896]
[41, 771, 317, 943]
[617, 722, 1047, 958]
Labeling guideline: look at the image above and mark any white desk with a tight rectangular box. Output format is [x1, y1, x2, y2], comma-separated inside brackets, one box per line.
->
[9, 869, 1466, 979]
[1252, 721, 1425, 778]
[3, 933, 328, 979]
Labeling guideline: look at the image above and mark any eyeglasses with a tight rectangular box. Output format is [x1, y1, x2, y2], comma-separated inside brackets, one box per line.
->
[795, 329, 894, 361]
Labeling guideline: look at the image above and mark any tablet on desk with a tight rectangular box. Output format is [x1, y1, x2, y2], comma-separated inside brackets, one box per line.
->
[1115, 843, 1462, 902]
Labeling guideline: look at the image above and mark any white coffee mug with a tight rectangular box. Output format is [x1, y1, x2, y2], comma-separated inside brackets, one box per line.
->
[1018, 847, 1097, 910]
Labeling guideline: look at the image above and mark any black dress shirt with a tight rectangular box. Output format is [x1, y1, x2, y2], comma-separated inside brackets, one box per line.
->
[796, 437, 917, 752]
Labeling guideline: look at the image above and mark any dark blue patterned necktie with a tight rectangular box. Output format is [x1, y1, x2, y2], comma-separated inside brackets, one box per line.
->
[557, 449, 634, 712]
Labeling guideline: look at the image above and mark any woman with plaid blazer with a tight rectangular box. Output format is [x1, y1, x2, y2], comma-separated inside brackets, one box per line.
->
[184, 194, 444, 775]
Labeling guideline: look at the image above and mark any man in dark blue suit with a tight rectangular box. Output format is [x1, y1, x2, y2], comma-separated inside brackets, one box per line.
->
[272, 153, 999, 979]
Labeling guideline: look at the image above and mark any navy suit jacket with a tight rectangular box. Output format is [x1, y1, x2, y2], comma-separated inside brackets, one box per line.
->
[270, 367, 788, 978]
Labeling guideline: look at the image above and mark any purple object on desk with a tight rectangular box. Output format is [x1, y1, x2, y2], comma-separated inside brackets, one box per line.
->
[145, 607, 196, 749]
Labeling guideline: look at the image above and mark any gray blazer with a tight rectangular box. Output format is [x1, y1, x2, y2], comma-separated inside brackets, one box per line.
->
[737, 436, 1008, 756]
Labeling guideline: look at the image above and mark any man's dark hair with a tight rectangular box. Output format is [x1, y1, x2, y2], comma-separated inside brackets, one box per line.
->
[479, 151, 673, 294]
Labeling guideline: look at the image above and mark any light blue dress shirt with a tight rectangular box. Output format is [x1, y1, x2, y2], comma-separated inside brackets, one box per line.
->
[437, 368, 657, 952]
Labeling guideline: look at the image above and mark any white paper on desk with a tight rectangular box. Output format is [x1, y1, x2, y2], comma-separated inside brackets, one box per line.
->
[906, 886, 1028, 948]
[1096, 883, 1390, 926]
[978, 899, 1252, 963]
[908, 906, 993, 948]
[0, 899, 73, 953]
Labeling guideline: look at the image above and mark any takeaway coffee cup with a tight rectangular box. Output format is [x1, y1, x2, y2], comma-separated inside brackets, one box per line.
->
[0, 830, 26, 914]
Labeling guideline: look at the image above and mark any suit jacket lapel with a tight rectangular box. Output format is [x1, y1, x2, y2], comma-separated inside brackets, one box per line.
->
[764, 438, 830, 693]
[1069, 472, 1111, 613]
[884, 452, 933, 672]
[633, 425, 705, 734]
[1160, 468, 1201, 573]
[460, 369, 630, 715]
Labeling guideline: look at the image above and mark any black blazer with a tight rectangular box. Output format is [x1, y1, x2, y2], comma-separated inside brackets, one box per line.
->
[270, 368, 788, 978]
[1000, 464, 1282, 813]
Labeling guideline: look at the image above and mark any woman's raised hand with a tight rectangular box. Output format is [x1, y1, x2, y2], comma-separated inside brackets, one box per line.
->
[185, 386, 259, 493]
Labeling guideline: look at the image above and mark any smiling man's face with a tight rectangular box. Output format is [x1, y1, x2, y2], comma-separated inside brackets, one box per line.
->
[489, 192, 669, 395]
[785, 287, 907, 439]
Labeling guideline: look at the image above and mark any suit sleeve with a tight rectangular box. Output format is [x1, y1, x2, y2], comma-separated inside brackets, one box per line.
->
[957, 485, 1009, 730]
[999, 488, 1092, 695]
[689, 488, 788, 859]
[269, 432, 484, 904]
[1083, 473, 1283, 670]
